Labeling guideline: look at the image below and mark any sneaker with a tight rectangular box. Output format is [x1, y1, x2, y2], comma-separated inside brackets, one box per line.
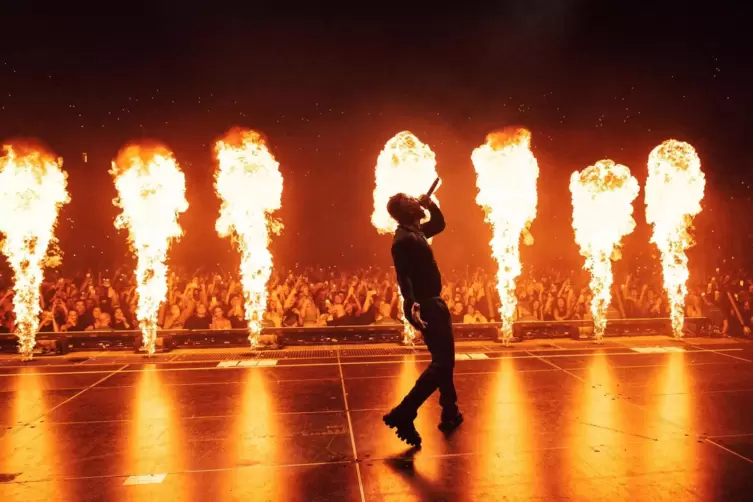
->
[383, 408, 422, 447]
[438, 411, 463, 433]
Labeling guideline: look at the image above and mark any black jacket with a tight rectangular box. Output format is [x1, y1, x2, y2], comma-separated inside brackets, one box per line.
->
[391, 202, 446, 315]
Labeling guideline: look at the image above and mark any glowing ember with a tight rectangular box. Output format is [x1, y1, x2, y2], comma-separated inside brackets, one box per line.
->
[0, 142, 70, 359]
[371, 131, 439, 344]
[111, 143, 188, 354]
[215, 128, 284, 347]
[645, 140, 705, 337]
[570, 160, 639, 340]
[471, 128, 539, 343]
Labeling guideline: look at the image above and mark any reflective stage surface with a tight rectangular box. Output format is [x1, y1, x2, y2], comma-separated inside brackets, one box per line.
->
[2, 337, 753, 501]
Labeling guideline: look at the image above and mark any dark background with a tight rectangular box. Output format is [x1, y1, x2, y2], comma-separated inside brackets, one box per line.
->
[1, 1, 751, 278]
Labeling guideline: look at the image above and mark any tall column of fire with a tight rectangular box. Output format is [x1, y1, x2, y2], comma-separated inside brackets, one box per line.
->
[214, 128, 284, 348]
[372, 131, 440, 344]
[471, 128, 539, 344]
[645, 140, 705, 337]
[0, 142, 70, 359]
[570, 160, 639, 341]
[111, 144, 188, 354]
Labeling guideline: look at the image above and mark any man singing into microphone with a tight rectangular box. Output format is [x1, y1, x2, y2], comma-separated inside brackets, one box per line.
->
[382, 192, 463, 447]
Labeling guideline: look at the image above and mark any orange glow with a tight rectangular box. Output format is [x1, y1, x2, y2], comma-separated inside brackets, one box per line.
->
[396, 356, 434, 437]
[371, 131, 440, 344]
[377, 356, 426, 446]
[476, 357, 536, 497]
[646, 140, 705, 336]
[639, 352, 695, 494]
[0, 372, 59, 498]
[471, 128, 539, 342]
[215, 368, 285, 497]
[570, 160, 639, 340]
[126, 366, 194, 500]
[370, 357, 441, 494]
[582, 355, 620, 444]
[238, 369, 278, 461]
[111, 143, 188, 354]
[573, 355, 629, 498]
[659, 352, 692, 427]
[215, 128, 284, 346]
[129, 368, 175, 475]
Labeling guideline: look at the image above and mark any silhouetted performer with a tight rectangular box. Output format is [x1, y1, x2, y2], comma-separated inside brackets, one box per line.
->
[382, 193, 463, 447]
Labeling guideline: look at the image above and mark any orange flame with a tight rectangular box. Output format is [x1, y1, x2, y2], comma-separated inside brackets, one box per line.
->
[0, 142, 70, 359]
[571, 160, 639, 340]
[471, 128, 539, 342]
[215, 128, 284, 347]
[111, 143, 188, 354]
[645, 140, 705, 337]
[371, 131, 439, 344]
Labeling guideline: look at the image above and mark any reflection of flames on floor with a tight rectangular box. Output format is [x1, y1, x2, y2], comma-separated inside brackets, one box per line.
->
[377, 355, 434, 448]
[372, 355, 441, 491]
[395, 355, 433, 431]
[655, 351, 694, 475]
[238, 369, 278, 461]
[130, 367, 177, 475]
[2, 370, 57, 495]
[473, 357, 536, 498]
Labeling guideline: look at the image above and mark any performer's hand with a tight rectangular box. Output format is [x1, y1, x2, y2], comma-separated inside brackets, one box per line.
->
[744, 326, 751, 335]
[417, 194, 432, 209]
[411, 303, 428, 330]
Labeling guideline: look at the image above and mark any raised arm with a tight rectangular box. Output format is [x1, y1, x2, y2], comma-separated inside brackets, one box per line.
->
[362, 289, 376, 313]
[391, 238, 416, 309]
[420, 200, 445, 239]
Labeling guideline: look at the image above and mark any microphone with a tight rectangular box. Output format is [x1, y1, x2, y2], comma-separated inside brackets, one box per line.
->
[426, 177, 441, 197]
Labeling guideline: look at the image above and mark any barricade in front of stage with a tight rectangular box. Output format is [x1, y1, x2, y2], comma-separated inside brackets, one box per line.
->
[0, 316, 714, 355]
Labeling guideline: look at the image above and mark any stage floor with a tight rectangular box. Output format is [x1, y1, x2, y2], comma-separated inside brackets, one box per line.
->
[1, 336, 753, 501]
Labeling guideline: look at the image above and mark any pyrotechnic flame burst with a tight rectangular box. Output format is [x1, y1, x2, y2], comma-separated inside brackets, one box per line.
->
[215, 128, 284, 347]
[570, 160, 639, 340]
[471, 128, 539, 343]
[0, 142, 69, 359]
[645, 140, 705, 337]
[372, 131, 439, 344]
[111, 143, 188, 354]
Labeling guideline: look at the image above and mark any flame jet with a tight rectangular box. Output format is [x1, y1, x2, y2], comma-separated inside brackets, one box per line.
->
[471, 128, 539, 343]
[372, 131, 440, 344]
[0, 141, 70, 359]
[645, 140, 705, 337]
[570, 160, 639, 341]
[111, 143, 188, 354]
[215, 128, 284, 347]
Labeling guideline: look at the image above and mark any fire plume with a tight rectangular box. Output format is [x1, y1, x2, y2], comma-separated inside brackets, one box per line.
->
[215, 128, 284, 347]
[371, 131, 439, 344]
[111, 143, 188, 354]
[645, 140, 705, 337]
[0, 142, 70, 359]
[570, 160, 639, 340]
[471, 128, 539, 343]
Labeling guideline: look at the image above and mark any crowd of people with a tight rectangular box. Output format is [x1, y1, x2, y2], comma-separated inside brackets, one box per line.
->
[0, 265, 747, 335]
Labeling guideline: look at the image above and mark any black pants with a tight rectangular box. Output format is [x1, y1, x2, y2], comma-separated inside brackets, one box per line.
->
[397, 297, 458, 419]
